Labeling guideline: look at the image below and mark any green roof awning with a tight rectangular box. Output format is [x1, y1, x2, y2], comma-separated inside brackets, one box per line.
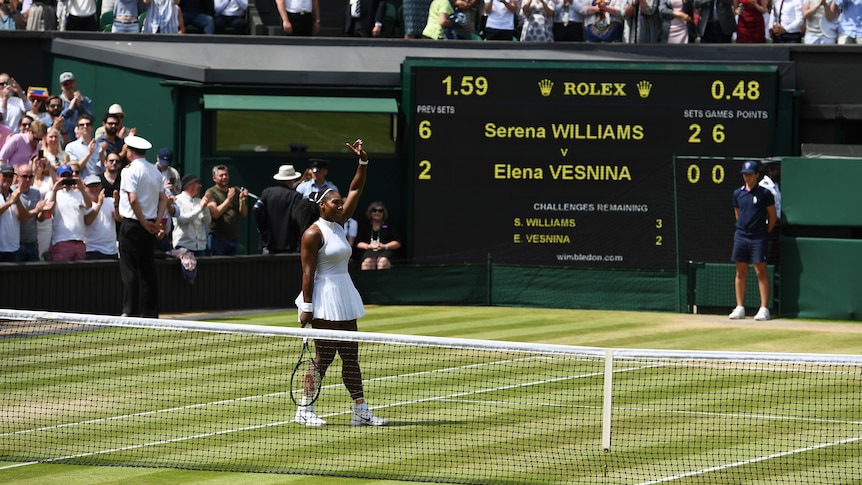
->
[202, 95, 397, 114]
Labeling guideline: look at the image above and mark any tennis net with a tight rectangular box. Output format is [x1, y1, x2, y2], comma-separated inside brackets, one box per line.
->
[1, 309, 860, 484]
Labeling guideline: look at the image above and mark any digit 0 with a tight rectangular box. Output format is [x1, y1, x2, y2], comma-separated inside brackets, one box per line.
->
[711, 164, 725, 184]
[686, 164, 701, 184]
[710, 80, 725, 100]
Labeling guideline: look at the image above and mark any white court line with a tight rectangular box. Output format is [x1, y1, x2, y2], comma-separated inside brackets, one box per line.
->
[8, 357, 854, 479]
[634, 435, 862, 485]
[1, 355, 554, 438]
[2, 354, 606, 438]
[440, 399, 862, 426]
[0, 360, 651, 470]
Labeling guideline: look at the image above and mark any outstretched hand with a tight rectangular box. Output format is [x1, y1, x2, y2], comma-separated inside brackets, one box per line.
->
[346, 138, 368, 161]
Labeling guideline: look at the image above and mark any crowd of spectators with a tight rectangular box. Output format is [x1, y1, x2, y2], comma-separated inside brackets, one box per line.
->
[0, 70, 403, 274]
[0, 0, 857, 43]
[411, 0, 861, 43]
[0, 70, 250, 273]
[0, 0, 247, 34]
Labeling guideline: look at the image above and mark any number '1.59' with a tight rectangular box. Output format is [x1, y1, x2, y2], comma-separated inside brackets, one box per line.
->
[442, 75, 489, 96]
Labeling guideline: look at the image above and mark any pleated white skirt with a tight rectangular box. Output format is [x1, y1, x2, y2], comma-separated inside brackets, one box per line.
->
[295, 273, 366, 322]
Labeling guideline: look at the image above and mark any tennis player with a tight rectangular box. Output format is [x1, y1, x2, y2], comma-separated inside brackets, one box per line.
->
[293, 138, 388, 427]
[729, 160, 777, 321]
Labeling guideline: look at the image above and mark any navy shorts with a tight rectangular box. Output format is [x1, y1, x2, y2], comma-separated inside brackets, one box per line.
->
[732, 231, 769, 263]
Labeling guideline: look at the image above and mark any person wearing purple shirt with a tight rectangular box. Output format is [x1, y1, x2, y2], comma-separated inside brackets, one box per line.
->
[0, 119, 45, 168]
[0, 121, 12, 152]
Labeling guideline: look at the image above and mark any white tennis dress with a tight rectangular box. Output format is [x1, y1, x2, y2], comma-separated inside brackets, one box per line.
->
[295, 218, 366, 322]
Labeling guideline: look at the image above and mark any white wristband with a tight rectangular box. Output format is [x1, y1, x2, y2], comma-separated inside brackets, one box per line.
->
[358, 159, 369, 166]
[299, 302, 313, 313]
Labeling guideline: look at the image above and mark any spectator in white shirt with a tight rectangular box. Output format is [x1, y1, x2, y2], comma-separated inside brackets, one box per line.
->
[769, 0, 804, 42]
[214, 0, 248, 32]
[172, 173, 211, 283]
[46, 163, 92, 261]
[83, 174, 121, 260]
[0, 74, 33, 134]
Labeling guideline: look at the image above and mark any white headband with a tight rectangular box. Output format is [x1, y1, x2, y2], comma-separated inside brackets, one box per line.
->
[314, 188, 333, 204]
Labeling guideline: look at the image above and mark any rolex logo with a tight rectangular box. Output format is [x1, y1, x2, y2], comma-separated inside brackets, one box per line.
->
[636, 80, 652, 99]
[538, 79, 554, 97]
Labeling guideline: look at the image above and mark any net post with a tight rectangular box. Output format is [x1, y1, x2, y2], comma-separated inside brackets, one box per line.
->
[601, 348, 614, 453]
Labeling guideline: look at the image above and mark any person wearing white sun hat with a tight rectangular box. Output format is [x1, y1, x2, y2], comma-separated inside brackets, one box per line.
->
[94, 103, 125, 139]
[253, 164, 305, 254]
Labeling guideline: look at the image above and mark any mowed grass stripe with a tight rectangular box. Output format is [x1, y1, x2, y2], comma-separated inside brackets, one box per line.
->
[3, 306, 862, 485]
[3, 330, 612, 478]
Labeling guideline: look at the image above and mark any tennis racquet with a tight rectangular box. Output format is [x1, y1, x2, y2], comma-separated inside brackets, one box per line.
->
[289, 334, 322, 406]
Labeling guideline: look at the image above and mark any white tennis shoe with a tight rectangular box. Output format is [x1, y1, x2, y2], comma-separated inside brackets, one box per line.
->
[729, 306, 746, 319]
[351, 406, 389, 426]
[295, 406, 326, 427]
[754, 307, 771, 321]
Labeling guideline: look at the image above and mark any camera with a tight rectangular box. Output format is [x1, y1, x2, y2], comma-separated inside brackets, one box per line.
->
[38, 149, 43, 158]
[449, 11, 467, 26]
[62, 178, 76, 186]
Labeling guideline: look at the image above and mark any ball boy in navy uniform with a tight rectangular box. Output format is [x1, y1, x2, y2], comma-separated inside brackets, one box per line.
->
[729, 160, 777, 321]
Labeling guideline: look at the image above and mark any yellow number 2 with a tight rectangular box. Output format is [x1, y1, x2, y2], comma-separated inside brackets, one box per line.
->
[418, 160, 432, 180]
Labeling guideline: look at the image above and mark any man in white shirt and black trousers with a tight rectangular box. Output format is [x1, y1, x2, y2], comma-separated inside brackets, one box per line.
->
[118, 135, 167, 318]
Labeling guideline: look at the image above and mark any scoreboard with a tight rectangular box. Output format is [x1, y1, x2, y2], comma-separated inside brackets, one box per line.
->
[403, 59, 779, 268]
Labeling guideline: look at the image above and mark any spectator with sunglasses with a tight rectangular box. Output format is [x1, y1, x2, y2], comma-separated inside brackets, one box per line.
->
[13, 163, 46, 262]
[65, 114, 100, 178]
[44, 95, 67, 142]
[0, 0, 25, 29]
[0, 164, 25, 262]
[0, 119, 45, 169]
[26, 92, 52, 126]
[4, 115, 31, 148]
[95, 112, 133, 167]
[44, 163, 92, 261]
[93, 104, 125, 139]
[82, 175, 121, 260]
[99, 151, 122, 201]
[16, 115, 33, 138]
[355, 201, 401, 270]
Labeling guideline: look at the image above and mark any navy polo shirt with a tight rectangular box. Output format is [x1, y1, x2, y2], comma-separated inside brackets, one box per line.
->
[733, 184, 774, 238]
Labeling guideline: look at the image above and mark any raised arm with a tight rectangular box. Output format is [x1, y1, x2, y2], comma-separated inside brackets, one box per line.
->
[339, 138, 369, 222]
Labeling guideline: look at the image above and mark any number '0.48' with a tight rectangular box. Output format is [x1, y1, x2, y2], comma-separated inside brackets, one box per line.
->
[442, 75, 489, 96]
[710, 80, 760, 101]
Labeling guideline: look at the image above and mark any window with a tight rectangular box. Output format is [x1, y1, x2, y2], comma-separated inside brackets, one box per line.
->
[206, 95, 398, 154]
